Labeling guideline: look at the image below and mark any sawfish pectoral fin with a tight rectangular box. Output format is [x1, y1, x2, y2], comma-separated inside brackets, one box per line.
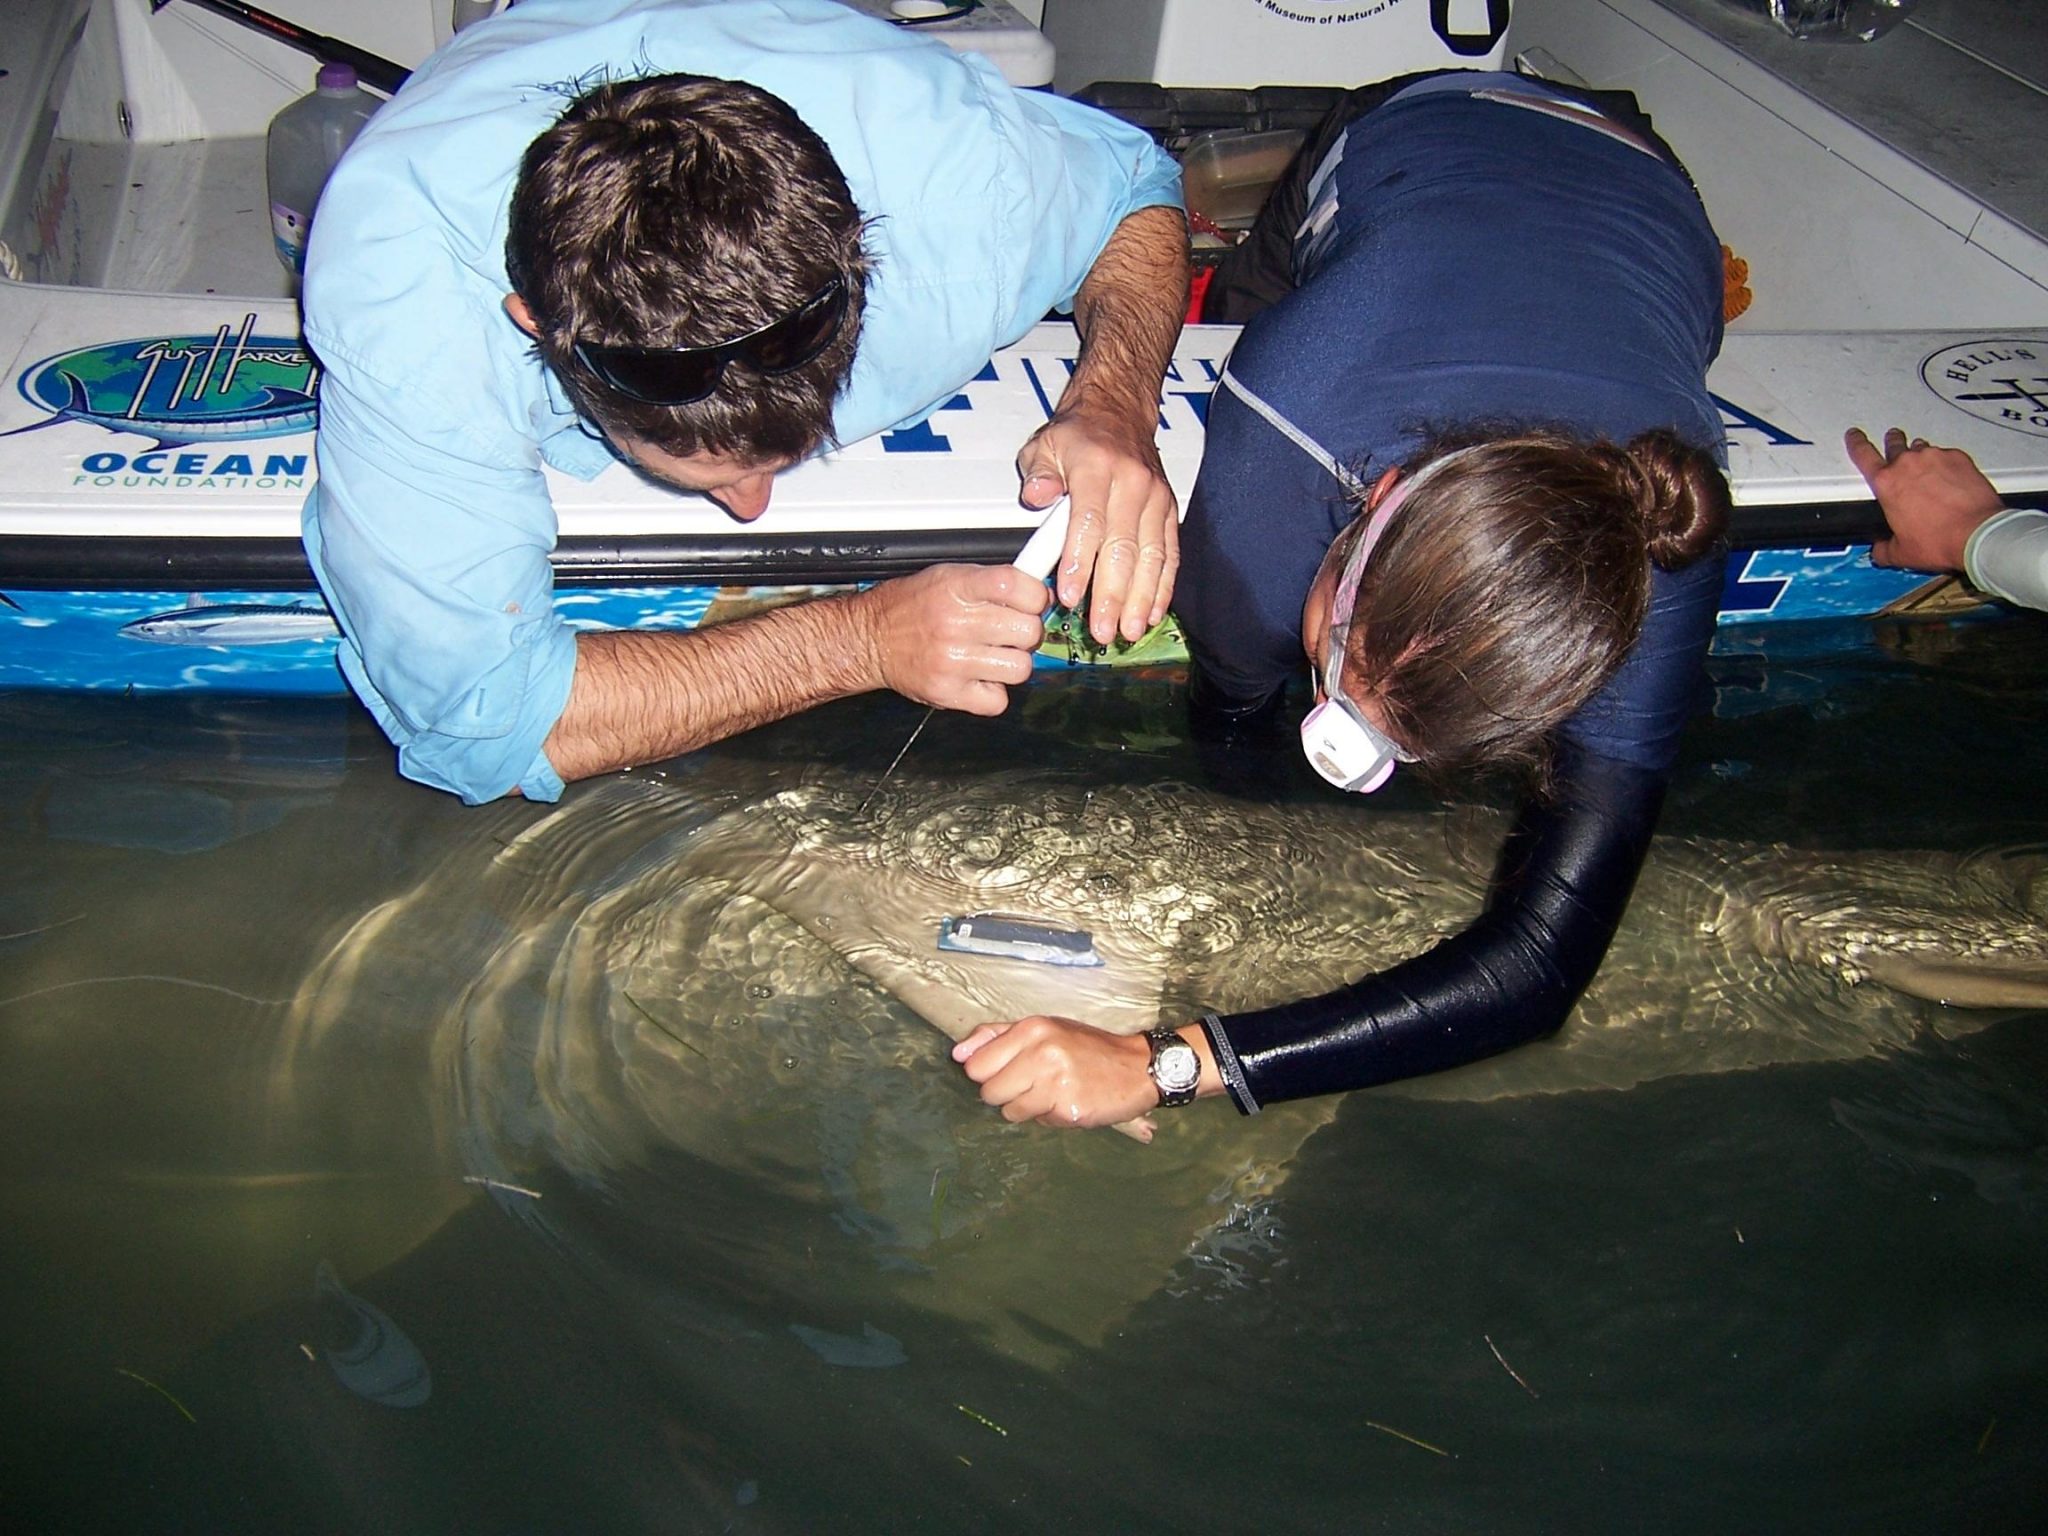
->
[1853, 952, 2048, 1012]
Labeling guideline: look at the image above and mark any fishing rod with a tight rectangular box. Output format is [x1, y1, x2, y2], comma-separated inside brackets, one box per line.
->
[149, 0, 412, 96]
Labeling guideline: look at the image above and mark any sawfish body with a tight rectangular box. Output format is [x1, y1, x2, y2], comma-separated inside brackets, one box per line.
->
[519, 763, 2048, 1098]
[278, 757, 2043, 1359]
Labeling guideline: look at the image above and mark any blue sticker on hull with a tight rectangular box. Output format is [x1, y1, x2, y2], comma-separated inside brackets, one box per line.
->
[1718, 547, 1930, 623]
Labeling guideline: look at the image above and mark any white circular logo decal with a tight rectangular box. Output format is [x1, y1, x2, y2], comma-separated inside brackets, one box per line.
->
[1920, 338, 2048, 439]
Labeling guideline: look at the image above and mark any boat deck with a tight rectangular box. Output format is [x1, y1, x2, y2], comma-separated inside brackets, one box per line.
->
[93, 136, 288, 298]
[1656, 0, 2048, 249]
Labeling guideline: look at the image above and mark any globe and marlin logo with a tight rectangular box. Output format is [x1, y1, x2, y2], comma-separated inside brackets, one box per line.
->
[7, 312, 319, 448]
[1, 313, 331, 649]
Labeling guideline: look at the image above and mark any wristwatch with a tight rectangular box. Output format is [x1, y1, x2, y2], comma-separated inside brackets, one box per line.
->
[1143, 1026, 1201, 1108]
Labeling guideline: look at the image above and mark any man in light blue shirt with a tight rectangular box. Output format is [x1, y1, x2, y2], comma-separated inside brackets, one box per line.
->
[302, 0, 1187, 803]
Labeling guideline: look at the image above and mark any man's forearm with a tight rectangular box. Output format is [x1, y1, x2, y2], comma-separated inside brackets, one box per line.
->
[542, 591, 882, 783]
[540, 559, 1052, 787]
[1062, 204, 1189, 432]
[1203, 751, 1666, 1110]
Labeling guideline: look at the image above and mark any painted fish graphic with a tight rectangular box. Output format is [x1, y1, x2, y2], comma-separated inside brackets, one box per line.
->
[119, 599, 339, 646]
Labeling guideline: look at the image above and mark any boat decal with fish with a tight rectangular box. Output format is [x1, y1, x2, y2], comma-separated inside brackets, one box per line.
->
[120, 597, 339, 646]
[8, 313, 320, 448]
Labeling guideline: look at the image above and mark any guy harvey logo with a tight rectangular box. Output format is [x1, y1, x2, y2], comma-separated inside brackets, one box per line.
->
[9, 313, 320, 448]
[1920, 339, 2048, 440]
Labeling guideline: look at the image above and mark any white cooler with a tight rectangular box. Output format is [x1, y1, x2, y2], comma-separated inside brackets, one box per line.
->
[840, 1, 1056, 88]
[435, 2, 1057, 89]
[1041, 0, 1512, 93]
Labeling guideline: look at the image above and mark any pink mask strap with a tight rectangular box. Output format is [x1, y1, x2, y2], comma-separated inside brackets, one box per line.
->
[1328, 472, 1418, 668]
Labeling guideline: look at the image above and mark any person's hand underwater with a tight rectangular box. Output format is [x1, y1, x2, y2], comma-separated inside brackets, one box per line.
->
[952, 1016, 1163, 1138]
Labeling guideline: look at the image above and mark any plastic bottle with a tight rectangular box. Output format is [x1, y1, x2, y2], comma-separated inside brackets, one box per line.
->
[265, 62, 380, 277]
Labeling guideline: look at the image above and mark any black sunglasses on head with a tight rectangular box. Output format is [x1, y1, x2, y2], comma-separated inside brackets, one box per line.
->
[571, 275, 850, 406]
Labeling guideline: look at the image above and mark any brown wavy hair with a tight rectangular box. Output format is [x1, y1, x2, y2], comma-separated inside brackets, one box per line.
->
[506, 74, 871, 464]
[1341, 428, 1729, 780]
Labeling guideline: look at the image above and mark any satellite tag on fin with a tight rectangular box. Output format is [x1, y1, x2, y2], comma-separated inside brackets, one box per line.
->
[937, 913, 1103, 968]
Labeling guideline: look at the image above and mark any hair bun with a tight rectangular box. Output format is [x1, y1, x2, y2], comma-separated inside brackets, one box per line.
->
[1618, 429, 1729, 569]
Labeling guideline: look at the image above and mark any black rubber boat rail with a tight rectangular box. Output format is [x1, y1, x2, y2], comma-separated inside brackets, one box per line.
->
[0, 502, 1897, 592]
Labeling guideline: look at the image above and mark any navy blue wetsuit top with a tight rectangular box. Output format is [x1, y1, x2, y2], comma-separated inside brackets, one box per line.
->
[1178, 75, 1729, 1110]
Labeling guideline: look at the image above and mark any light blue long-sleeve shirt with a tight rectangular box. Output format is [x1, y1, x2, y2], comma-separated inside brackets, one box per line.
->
[300, 0, 1183, 803]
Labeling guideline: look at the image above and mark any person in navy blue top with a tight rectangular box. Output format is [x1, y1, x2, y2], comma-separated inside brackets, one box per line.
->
[953, 71, 1735, 1129]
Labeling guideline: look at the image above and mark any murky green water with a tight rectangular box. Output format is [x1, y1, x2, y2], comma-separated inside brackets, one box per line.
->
[3, 613, 2045, 1533]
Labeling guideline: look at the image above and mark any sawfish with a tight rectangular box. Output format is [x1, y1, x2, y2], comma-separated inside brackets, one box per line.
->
[277, 756, 2045, 1359]
[476, 763, 2048, 1086]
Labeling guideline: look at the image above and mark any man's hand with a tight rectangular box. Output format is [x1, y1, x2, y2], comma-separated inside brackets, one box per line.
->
[855, 562, 1050, 715]
[1028, 203, 1189, 646]
[1846, 426, 2005, 575]
[542, 563, 1046, 785]
[952, 1016, 1162, 1135]
[1016, 411, 1178, 645]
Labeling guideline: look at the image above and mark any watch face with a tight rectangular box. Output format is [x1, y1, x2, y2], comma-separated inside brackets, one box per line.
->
[1155, 1040, 1200, 1094]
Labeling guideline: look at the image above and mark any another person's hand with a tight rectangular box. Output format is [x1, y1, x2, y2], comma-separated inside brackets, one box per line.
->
[1845, 426, 2005, 574]
[951, 1016, 1161, 1137]
[856, 563, 1050, 714]
[1015, 408, 1179, 647]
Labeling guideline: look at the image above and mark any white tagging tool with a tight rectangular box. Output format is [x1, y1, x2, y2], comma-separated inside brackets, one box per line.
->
[1011, 495, 1071, 583]
[855, 496, 1074, 814]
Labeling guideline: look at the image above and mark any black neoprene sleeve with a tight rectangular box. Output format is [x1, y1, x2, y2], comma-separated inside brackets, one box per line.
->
[1198, 745, 1667, 1111]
